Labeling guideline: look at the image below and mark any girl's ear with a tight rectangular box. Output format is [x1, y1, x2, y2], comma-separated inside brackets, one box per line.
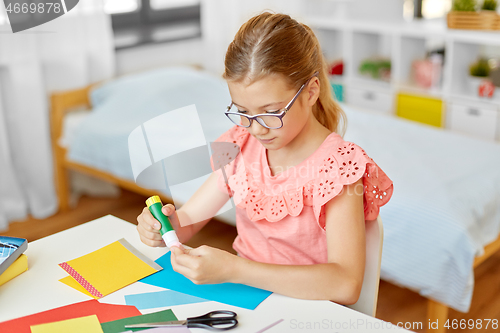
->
[307, 77, 321, 107]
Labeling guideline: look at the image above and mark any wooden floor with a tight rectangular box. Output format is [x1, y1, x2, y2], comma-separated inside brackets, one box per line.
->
[3, 189, 500, 332]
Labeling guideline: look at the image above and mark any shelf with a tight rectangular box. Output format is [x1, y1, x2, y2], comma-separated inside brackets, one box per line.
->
[397, 35, 445, 93]
[351, 31, 393, 82]
[348, 77, 393, 92]
[307, 15, 500, 141]
[447, 29, 500, 45]
[397, 83, 443, 98]
[448, 93, 500, 107]
[315, 28, 343, 62]
[328, 75, 344, 84]
[449, 41, 500, 98]
[307, 17, 448, 37]
[307, 16, 500, 43]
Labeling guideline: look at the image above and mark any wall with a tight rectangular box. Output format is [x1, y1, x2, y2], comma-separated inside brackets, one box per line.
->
[115, 38, 204, 76]
[115, 0, 406, 77]
[116, 0, 304, 77]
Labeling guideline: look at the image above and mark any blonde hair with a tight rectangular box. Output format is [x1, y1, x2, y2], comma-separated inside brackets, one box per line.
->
[223, 12, 347, 136]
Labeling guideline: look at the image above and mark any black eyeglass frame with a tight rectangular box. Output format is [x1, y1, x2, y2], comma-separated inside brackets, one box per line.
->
[224, 71, 320, 129]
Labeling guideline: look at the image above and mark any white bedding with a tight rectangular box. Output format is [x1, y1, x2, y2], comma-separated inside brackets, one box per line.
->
[63, 67, 500, 312]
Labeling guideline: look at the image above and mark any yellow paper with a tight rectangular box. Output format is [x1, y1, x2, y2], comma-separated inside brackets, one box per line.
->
[0, 254, 28, 286]
[59, 239, 161, 297]
[30, 314, 103, 333]
[59, 276, 96, 298]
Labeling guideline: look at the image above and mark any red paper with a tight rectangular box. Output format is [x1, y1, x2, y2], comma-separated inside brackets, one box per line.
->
[0, 300, 140, 333]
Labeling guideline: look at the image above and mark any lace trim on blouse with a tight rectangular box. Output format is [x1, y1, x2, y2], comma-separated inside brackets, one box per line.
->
[212, 126, 394, 226]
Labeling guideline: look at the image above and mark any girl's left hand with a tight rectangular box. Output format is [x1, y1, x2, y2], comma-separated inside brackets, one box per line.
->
[170, 245, 239, 284]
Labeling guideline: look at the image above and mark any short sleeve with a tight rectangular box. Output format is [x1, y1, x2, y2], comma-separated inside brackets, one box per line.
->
[362, 162, 393, 220]
[209, 126, 250, 195]
[313, 141, 393, 229]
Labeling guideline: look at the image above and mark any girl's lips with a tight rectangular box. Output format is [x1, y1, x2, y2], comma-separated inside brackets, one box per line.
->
[258, 137, 275, 144]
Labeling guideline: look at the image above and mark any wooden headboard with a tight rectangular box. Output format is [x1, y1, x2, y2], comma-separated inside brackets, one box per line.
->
[50, 84, 94, 151]
[49, 84, 174, 211]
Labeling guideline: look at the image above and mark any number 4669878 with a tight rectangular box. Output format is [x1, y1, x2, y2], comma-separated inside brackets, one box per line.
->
[5, 3, 62, 14]
[444, 319, 498, 330]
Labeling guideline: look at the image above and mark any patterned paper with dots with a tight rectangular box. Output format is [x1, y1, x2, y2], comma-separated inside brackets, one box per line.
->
[58, 239, 162, 298]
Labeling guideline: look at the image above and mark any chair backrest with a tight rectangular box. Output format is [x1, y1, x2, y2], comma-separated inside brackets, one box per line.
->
[347, 215, 384, 317]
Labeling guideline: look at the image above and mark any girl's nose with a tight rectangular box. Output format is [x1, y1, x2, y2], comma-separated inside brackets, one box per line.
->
[249, 119, 269, 136]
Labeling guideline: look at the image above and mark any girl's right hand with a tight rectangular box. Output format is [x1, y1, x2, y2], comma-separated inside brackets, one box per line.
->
[137, 203, 182, 247]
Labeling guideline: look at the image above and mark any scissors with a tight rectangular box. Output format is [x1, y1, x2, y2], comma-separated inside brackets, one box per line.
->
[124, 310, 238, 331]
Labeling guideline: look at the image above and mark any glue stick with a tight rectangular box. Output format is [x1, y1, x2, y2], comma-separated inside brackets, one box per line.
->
[145, 195, 181, 249]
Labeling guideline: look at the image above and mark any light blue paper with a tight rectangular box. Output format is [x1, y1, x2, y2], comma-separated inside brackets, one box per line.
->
[139, 252, 272, 310]
[125, 289, 208, 310]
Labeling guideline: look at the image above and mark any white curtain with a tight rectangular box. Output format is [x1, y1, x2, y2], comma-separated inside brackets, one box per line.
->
[0, 0, 115, 230]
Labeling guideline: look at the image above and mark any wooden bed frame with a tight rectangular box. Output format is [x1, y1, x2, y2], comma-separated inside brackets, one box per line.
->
[50, 85, 500, 333]
[50, 84, 175, 210]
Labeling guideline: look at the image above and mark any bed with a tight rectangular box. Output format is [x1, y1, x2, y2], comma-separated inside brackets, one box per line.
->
[51, 66, 500, 332]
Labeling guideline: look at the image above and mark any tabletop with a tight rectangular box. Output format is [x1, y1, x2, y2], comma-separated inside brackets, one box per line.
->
[0, 215, 408, 332]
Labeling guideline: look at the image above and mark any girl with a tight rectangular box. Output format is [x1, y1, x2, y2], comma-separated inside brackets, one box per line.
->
[136, 12, 393, 305]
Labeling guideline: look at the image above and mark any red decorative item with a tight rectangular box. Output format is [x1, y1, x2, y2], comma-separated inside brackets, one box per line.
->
[329, 60, 343, 76]
[479, 79, 495, 98]
[413, 60, 433, 88]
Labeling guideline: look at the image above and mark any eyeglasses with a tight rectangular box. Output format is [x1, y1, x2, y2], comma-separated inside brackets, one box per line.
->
[225, 72, 319, 129]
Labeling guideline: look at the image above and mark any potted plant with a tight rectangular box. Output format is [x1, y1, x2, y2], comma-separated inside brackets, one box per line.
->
[448, 0, 499, 29]
[482, 0, 500, 29]
[359, 58, 391, 82]
[481, 0, 497, 11]
[469, 58, 491, 96]
[453, 0, 477, 11]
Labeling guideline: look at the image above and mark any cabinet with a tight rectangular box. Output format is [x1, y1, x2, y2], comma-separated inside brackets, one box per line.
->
[447, 102, 498, 140]
[397, 93, 443, 127]
[346, 86, 393, 113]
[308, 17, 500, 142]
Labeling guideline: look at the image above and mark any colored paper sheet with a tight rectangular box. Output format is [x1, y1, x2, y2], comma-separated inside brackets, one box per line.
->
[125, 289, 208, 310]
[100, 309, 177, 333]
[59, 239, 162, 298]
[140, 252, 272, 310]
[30, 314, 103, 333]
[0, 254, 28, 286]
[59, 275, 94, 297]
[0, 299, 140, 333]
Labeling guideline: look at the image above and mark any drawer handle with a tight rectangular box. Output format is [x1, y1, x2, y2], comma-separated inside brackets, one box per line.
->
[363, 91, 375, 100]
[468, 108, 480, 116]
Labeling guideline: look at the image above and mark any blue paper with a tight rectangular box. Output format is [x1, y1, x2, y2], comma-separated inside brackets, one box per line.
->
[139, 252, 272, 310]
[125, 289, 208, 310]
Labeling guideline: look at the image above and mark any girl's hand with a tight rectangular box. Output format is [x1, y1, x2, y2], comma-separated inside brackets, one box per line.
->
[170, 245, 238, 284]
[137, 204, 182, 247]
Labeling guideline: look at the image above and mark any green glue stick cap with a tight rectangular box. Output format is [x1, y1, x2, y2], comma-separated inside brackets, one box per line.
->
[146, 195, 181, 248]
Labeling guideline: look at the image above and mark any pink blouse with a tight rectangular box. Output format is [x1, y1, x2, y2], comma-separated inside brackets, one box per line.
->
[210, 126, 393, 265]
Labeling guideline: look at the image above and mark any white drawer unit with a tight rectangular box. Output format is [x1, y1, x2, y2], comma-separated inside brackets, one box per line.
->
[345, 87, 393, 114]
[447, 103, 499, 141]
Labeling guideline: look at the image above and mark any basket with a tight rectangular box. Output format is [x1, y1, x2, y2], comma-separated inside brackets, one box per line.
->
[447, 11, 500, 30]
[495, 13, 500, 30]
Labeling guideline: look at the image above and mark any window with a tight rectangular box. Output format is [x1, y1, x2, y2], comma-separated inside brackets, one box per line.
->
[422, 0, 452, 19]
[105, 0, 201, 50]
[414, 0, 452, 19]
[104, 0, 140, 14]
[150, 0, 200, 10]
[0, 5, 6, 25]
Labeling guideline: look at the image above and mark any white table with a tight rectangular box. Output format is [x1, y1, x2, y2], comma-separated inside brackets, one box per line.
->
[0, 215, 408, 332]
